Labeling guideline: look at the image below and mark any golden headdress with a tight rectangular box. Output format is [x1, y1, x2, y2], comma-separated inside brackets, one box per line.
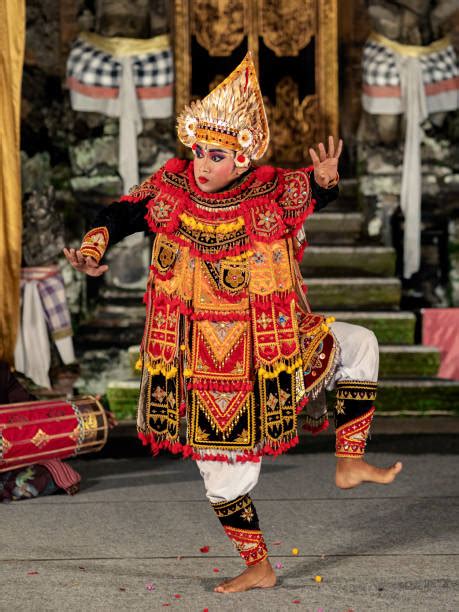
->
[177, 52, 269, 166]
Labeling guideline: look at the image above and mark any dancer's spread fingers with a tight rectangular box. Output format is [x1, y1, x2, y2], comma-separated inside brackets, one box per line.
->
[336, 138, 343, 159]
[309, 147, 320, 167]
[318, 142, 327, 162]
[328, 135, 335, 158]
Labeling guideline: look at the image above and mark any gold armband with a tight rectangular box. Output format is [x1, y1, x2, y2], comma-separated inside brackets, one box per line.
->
[80, 226, 109, 263]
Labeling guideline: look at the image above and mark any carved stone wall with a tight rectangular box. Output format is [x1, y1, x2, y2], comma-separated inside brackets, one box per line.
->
[355, 1, 459, 307]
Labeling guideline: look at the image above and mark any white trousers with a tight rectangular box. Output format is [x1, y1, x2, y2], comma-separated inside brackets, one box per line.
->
[197, 322, 379, 503]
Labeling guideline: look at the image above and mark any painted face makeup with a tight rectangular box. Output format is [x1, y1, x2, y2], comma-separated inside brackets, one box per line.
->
[192, 142, 242, 193]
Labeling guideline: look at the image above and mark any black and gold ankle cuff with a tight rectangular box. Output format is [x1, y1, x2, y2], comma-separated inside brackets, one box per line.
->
[335, 380, 377, 458]
[211, 494, 268, 566]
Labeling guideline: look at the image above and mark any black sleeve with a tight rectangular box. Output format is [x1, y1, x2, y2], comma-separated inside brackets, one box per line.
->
[310, 173, 339, 212]
[91, 199, 151, 248]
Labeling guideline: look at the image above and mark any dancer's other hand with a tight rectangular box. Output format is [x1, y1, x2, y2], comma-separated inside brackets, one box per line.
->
[63, 247, 108, 277]
[309, 135, 343, 188]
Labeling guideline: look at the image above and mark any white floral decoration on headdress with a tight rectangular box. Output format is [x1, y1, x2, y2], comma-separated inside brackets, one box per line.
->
[237, 128, 253, 149]
[185, 116, 197, 140]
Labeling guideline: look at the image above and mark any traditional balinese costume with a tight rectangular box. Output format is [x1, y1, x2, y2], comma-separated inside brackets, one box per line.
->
[80, 53, 379, 568]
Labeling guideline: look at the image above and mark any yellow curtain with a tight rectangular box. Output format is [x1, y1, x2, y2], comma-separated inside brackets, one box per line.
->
[0, 1, 25, 364]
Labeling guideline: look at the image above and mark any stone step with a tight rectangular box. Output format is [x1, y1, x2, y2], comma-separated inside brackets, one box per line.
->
[379, 346, 440, 378]
[305, 212, 363, 245]
[324, 312, 415, 345]
[375, 379, 459, 414]
[75, 304, 145, 349]
[106, 380, 139, 420]
[323, 178, 359, 213]
[306, 278, 401, 310]
[99, 287, 145, 307]
[301, 246, 396, 277]
[105, 377, 459, 421]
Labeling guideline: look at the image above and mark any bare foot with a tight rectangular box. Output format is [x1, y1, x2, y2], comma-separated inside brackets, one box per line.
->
[335, 457, 403, 489]
[214, 558, 277, 593]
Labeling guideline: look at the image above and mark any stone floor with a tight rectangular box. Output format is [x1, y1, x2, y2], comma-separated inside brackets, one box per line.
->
[1, 451, 458, 611]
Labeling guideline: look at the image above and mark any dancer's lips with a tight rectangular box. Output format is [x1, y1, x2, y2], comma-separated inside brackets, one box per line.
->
[198, 176, 209, 184]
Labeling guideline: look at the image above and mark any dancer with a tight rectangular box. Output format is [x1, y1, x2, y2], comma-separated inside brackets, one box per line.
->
[64, 53, 401, 593]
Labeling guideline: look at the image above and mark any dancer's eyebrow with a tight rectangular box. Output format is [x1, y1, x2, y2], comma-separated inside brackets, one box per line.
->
[208, 148, 229, 154]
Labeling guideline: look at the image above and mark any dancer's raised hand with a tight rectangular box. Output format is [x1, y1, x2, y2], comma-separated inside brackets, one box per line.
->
[63, 248, 108, 277]
[309, 135, 343, 188]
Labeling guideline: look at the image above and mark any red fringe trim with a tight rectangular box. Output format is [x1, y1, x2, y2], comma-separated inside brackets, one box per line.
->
[191, 311, 250, 321]
[187, 380, 253, 392]
[252, 290, 298, 307]
[212, 288, 248, 303]
[295, 395, 309, 414]
[302, 419, 330, 436]
[143, 290, 192, 315]
[137, 432, 300, 462]
[257, 435, 300, 458]
[254, 165, 276, 182]
[149, 266, 174, 281]
[120, 194, 146, 203]
[165, 157, 188, 173]
[295, 240, 308, 263]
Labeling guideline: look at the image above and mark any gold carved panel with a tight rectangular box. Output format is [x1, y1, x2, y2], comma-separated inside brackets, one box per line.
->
[264, 79, 318, 163]
[259, 0, 315, 57]
[191, 0, 246, 57]
[174, 0, 338, 165]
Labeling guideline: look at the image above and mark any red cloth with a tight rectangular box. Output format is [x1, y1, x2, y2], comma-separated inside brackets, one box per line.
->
[37, 459, 81, 495]
[422, 308, 459, 380]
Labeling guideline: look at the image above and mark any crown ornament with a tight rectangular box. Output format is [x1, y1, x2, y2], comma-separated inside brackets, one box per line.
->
[177, 52, 269, 166]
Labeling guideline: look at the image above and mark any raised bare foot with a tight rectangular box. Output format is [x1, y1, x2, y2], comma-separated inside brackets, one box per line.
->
[214, 558, 277, 593]
[335, 457, 403, 489]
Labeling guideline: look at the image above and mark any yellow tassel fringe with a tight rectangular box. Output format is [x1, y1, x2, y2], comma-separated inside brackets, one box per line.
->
[179, 212, 245, 234]
[258, 356, 303, 379]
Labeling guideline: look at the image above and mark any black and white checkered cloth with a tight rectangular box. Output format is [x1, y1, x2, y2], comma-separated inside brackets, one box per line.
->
[67, 37, 174, 89]
[363, 39, 458, 88]
[37, 274, 72, 338]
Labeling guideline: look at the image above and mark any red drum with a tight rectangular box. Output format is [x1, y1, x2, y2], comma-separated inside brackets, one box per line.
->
[0, 396, 108, 472]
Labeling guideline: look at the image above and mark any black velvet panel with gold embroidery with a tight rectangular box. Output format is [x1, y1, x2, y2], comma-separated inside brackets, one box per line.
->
[334, 380, 377, 429]
[211, 494, 261, 530]
[188, 390, 259, 450]
[147, 373, 181, 441]
[256, 370, 297, 442]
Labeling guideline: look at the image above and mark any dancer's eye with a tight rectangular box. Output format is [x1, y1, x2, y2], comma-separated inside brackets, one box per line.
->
[195, 146, 204, 158]
[210, 154, 224, 162]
